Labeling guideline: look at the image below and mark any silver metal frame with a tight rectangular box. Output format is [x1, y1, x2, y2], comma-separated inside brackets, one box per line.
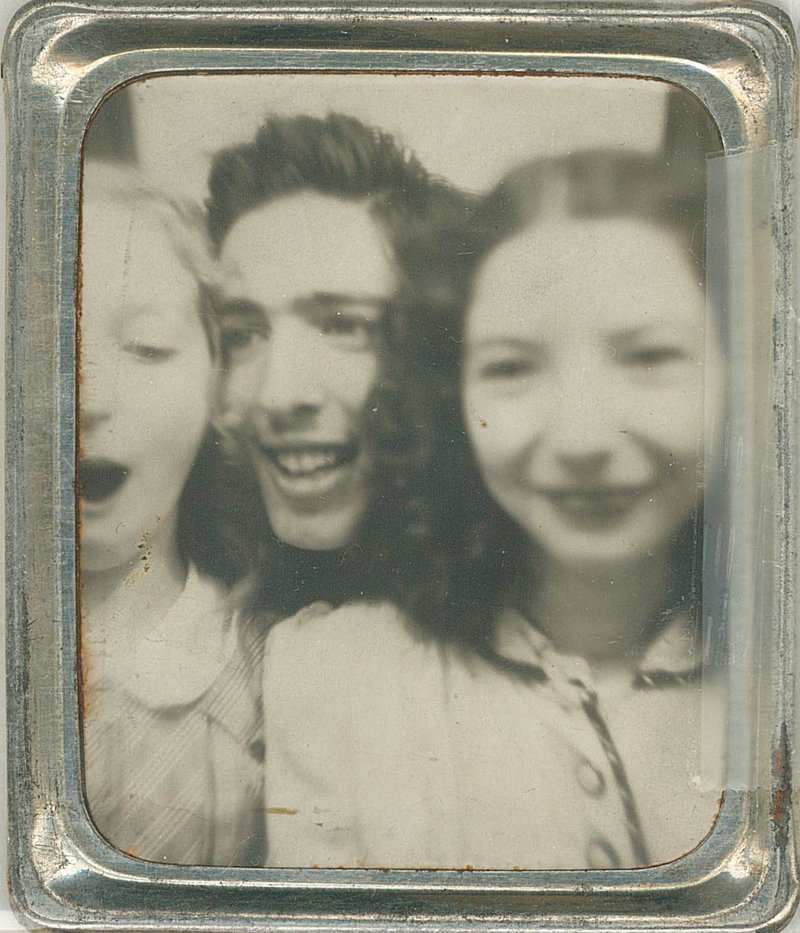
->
[4, 2, 798, 930]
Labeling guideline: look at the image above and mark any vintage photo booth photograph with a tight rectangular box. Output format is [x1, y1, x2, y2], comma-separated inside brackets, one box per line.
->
[79, 74, 726, 872]
[5, 3, 797, 931]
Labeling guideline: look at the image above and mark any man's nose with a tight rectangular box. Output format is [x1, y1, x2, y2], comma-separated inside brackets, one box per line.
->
[254, 323, 325, 426]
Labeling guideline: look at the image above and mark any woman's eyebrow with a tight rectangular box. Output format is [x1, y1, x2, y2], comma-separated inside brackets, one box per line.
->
[112, 303, 185, 341]
[466, 336, 546, 351]
[609, 324, 662, 343]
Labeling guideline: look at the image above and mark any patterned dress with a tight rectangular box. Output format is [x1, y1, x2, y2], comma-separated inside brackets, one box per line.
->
[82, 567, 266, 866]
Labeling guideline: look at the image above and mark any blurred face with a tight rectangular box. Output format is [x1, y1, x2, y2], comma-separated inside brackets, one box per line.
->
[217, 192, 394, 551]
[79, 195, 213, 574]
[462, 216, 725, 570]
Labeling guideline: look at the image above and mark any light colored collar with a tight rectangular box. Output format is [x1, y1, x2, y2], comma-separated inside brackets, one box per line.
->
[637, 603, 703, 676]
[494, 603, 703, 689]
[85, 565, 237, 709]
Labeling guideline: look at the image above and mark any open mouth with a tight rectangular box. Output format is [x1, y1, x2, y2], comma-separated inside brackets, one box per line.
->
[264, 444, 358, 478]
[79, 459, 129, 503]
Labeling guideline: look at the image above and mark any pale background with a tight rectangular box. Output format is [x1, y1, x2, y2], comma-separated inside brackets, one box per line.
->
[1, 1, 798, 928]
[127, 72, 667, 196]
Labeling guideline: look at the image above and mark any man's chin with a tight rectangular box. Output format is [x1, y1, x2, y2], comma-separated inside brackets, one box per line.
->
[268, 506, 364, 553]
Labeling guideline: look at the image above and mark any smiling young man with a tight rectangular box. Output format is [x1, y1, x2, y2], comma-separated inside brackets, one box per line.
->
[213, 189, 391, 553]
[205, 113, 470, 608]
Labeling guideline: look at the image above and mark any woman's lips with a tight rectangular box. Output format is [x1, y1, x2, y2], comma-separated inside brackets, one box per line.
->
[538, 485, 652, 522]
[79, 459, 130, 504]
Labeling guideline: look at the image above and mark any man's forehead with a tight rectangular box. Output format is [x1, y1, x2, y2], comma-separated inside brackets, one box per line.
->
[219, 192, 384, 254]
[215, 191, 396, 302]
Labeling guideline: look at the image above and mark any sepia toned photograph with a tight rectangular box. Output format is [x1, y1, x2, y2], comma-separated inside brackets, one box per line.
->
[77, 73, 728, 873]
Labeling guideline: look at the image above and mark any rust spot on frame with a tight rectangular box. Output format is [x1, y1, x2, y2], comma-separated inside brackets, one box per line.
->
[771, 722, 792, 849]
[80, 621, 95, 721]
[76, 151, 89, 730]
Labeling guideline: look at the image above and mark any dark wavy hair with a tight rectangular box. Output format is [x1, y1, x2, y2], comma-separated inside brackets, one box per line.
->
[369, 130, 723, 661]
[202, 112, 477, 615]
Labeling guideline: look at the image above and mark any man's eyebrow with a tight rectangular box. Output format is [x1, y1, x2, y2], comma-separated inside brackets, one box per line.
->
[213, 297, 265, 319]
[295, 292, 387, 311]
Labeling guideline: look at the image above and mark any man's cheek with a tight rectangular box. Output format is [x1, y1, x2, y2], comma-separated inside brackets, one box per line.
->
[222, 368, 259, 416]
[338, 357, 381, 408]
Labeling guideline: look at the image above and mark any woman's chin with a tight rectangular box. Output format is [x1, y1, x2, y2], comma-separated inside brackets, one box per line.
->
[519, 496, 685, 571]
[530, 526, 669, 572]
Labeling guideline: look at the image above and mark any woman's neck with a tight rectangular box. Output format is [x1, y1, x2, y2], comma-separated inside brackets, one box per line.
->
[82, 531, 188, 634]
[526, 549, 672, 669]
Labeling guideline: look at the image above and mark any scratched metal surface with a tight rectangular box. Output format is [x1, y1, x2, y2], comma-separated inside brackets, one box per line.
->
[3, 2, 798, 930]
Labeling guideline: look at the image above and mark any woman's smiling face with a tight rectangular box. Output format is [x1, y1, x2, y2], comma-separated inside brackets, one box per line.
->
[79, 182, 213, 574]
[462, 215, 726, 570]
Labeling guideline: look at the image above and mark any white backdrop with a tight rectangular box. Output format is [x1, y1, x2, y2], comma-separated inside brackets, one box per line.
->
[127, 72, 668, 198]
[2, 2, 799, 929]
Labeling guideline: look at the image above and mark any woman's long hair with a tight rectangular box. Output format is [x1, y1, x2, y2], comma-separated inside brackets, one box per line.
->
[357, 186, 530, 655]
[365, 127, 721, 659]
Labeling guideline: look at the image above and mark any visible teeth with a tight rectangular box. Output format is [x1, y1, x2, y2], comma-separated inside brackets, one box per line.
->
[269, 448, 350, 476]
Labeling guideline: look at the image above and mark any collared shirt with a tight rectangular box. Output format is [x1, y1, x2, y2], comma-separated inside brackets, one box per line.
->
[263, 600, 726, 870]
[83, 567, 266, 866]
[493, 606, 726, 867]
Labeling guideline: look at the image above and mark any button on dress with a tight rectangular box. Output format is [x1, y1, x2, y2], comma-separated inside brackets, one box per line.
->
[263, 601, 726, 869]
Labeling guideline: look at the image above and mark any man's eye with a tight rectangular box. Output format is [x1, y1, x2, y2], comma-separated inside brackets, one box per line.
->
[220, 326, 267, 362]
[123, 343, 176, 362]
[318, 312, 377, 350]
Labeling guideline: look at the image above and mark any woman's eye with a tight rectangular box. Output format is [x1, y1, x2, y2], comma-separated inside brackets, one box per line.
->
[123, 342, 176, 363]
[623, 347, 687, 368]
[478, 358, 538, 380]
[318, 312, 377, 351]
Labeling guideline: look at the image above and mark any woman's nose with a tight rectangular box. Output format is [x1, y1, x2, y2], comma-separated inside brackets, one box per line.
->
[79, 351, 116, 433]
[80, 406, 110, 435]
[556, 445, 613, 477]
[547, 372, 620, 471]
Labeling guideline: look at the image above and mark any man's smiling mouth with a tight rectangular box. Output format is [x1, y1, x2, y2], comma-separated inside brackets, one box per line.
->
[264, 444, 359, 478]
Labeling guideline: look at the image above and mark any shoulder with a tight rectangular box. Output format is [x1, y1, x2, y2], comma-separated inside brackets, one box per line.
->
[96, 568, 236, 709]
[265, 599, 418, 665]
[173, 567, 235, 655]
[263, 600, 443, 712]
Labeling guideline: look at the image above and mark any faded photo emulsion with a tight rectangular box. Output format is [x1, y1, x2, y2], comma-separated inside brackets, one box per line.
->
[77, 74, 727, 871]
